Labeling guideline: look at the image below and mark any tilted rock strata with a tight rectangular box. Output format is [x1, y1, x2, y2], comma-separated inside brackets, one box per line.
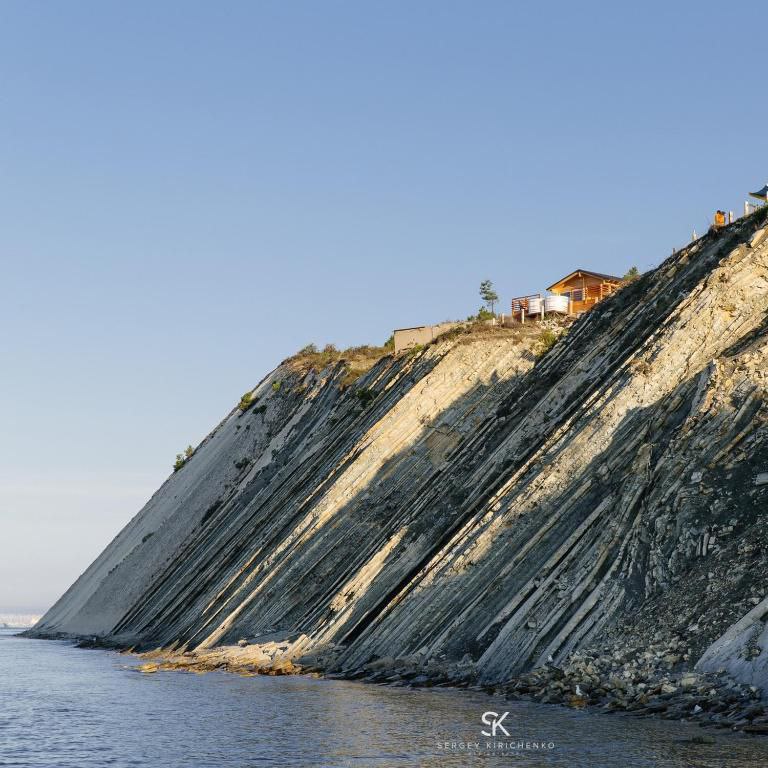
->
[34, 210, 768, 729]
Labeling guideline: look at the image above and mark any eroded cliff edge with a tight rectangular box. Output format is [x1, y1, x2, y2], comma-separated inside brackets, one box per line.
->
[34, 208, 768, 727]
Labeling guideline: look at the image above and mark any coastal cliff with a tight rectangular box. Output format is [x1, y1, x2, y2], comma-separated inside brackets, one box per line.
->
[34, 208, 768, 728]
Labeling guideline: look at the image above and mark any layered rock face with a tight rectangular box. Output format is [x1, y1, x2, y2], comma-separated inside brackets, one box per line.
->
[36, 210, 768, 700]
[37, 331, 538, 644]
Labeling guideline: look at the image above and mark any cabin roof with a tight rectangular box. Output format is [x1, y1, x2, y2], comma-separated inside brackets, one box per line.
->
[547, 268, 622, 291]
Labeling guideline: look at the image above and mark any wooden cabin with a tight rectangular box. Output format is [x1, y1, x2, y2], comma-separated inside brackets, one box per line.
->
[547, 269, 621, 315]
[510, 269, 622, 321]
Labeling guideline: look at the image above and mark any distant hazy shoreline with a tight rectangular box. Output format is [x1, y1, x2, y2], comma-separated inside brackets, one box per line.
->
[0, 614, 41, 629]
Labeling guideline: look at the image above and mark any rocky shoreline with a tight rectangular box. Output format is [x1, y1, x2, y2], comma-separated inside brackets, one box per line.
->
[327, 650, 768, 735]
[128, 640, 303, 677]
[73, 631, 766, 736]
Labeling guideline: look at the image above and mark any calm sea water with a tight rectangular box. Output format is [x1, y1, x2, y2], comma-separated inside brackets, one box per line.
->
[2, 629, 768, 767]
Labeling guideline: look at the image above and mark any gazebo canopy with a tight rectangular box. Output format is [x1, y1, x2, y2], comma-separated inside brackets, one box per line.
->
[749, 184, 768, 201]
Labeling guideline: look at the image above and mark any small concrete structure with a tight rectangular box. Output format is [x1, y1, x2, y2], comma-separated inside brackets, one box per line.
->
[393, 322, 459, 354]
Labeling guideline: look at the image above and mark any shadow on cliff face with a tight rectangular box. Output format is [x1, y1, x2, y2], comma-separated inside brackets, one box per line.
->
[120, 323, 764, 684]
[55, 208, 768, 681]
[334, 330, 768, 683]
[107, 337, 535, 652]
[322, 223, 768, 665]
[329, 390, 686, 678]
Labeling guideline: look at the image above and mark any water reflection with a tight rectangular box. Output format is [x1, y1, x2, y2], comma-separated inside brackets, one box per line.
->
[1, 630, 767, 767]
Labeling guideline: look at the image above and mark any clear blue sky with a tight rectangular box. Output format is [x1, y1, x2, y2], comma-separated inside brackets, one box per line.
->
[1, 1, 765, 612]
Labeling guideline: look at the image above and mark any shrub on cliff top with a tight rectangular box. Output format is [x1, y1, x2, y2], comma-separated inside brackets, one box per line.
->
[287, 339, 394, 389]
[623, 266, 640, 282]
[466, 307, 495, 322]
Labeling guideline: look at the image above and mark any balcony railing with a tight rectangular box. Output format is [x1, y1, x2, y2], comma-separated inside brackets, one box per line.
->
[511, 282, 619, 319]
[510, 294, 541, 316]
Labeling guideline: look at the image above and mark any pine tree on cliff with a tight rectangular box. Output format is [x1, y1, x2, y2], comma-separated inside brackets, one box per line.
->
[479, 279, 499, 315]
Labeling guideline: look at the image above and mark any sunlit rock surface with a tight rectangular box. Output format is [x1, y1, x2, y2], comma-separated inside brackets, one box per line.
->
[35, 210, 768, 700]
